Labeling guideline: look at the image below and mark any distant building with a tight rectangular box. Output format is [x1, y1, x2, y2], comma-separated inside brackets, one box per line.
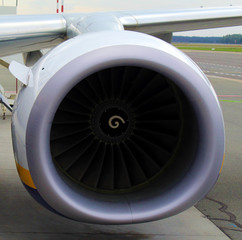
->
[0, 6, 16, 15]
[0, 2, 18, 92]
[0, 1, 17, 15]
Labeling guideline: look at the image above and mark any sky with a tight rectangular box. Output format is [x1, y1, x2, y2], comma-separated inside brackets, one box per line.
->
[4, 0, 242, 36]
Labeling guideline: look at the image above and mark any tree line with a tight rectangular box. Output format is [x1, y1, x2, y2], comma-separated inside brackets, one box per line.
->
[172, 34, 242, 44]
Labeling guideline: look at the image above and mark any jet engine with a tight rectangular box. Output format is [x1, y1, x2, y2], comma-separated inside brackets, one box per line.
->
[11, 31, 224, 224]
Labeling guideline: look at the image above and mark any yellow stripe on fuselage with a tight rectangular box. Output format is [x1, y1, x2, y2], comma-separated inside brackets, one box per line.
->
[15, 162, 36, 189]
[219, 154, 225, 174]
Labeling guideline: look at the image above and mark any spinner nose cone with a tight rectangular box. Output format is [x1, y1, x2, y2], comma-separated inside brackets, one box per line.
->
[91, 102, 133, 143]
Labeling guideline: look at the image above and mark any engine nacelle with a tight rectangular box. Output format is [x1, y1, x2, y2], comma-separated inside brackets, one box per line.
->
[11, 31, 224, 224]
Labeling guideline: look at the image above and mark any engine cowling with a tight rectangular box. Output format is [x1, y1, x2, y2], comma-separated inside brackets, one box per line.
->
[11, 31, 224, 224]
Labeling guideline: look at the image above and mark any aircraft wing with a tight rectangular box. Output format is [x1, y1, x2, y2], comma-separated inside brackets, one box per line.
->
[0, 7, 242, 56]
[119, 7, 242, 34]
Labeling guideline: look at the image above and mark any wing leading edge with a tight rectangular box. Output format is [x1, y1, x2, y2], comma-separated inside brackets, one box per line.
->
[0, 7, 241, 56]
[119, 7, 242, 35]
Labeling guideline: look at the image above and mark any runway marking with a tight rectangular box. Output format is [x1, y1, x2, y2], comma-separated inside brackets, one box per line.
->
[217, 95, 242, 98]
[218, 95, 242, 103]
[197, 61, 242, 79]
[198, 62, 242, 70]
[207, 75, 242, 83]
[220, 100, 242, 103]
[204, 70, 242, 78]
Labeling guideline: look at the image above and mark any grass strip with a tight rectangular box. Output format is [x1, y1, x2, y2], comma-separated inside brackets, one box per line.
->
[175, 46, 242, 52]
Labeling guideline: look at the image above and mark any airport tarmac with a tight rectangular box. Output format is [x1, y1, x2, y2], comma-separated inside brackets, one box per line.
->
[183, 50, 242, 240]
[184, 50, 242, 81]
[0, 51, 242, 240]
[0, 114, 231, 240]
[195, 75, 242, 240]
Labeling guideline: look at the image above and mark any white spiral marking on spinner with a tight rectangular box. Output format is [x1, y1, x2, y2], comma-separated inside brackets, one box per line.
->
[108, 115, 125, 129]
